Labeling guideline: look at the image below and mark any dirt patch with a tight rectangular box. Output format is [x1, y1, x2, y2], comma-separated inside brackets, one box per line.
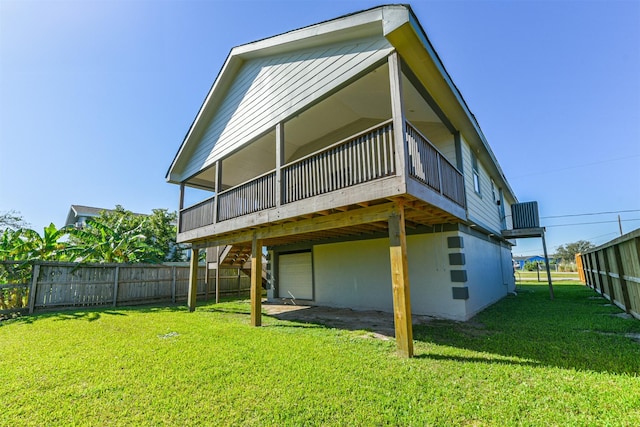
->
[263, 302, 435, 339]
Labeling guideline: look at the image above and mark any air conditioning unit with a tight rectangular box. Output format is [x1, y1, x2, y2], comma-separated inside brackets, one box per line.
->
[511, 201, 540, 229]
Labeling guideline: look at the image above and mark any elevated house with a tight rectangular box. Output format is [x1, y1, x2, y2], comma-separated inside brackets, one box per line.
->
[167, 5, 522, 356]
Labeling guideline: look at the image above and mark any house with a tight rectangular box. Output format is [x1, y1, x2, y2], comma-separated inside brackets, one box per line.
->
[65, 205, 111, 229]
[64, 205, 147, 229]
[166, 5, 523, 357]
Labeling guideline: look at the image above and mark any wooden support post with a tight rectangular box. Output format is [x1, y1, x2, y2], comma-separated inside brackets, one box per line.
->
[28, 263, 40, 314]
[275, 122, 284, 207]
[388, 204, 414, 358]
[388, 51, 407, 179]
[188, 248, 199, 312]
[613, 244, 632, 314]
[215, 246, 220, 304]
[541, 231, 554, 300]
[213, 161, 222, 225]
[178, 183, 185, 233]
[250, 235, 263, 326]
[112, 265, 120, 307]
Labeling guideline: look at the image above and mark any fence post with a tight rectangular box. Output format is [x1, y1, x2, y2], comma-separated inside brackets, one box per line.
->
[171, 266, 176, 304]
[613, 244, 632, 314]
[112, 265, 120, 307]
[28, 263, 40, 314]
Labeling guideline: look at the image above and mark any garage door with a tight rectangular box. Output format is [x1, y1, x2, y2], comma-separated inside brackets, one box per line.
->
[278, 252, 313, 300]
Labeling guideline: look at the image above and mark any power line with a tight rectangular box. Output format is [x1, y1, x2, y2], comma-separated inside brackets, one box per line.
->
[541, 209, 640, 219]
[544, 218, 640, 228]
[512, 154, 640, 178]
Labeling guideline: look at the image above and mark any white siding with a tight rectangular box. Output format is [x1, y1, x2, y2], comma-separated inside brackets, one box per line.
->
[461, 136, 504, 233]
[181, 35, 394, 180]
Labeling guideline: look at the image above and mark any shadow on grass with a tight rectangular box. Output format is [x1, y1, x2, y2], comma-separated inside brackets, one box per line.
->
[412, 283, 640, 375]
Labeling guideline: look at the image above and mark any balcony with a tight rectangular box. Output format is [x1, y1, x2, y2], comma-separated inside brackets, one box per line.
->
[178, 120, 466, 241]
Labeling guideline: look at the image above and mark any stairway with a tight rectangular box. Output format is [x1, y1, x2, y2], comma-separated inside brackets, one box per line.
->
[207, 245, 268, 288]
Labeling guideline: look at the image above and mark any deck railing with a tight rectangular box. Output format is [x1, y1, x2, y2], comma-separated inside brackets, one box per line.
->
[179, 119, 467, 232]
[217, 171, 276, 222]
[406, 122, 466, 208]
[179, 196, 215, 232]
[282, 120, 395, 204]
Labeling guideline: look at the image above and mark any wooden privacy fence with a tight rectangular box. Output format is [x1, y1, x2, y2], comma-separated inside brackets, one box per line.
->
[0, 261, 251, 316]
[577, 228, 640, 319]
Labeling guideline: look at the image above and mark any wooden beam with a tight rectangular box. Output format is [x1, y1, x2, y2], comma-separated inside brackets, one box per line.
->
[275, 122, 284, 207]
[187, 248, 199, 312]
[193, 202, 397, 248]
[388, 204, 414, 358]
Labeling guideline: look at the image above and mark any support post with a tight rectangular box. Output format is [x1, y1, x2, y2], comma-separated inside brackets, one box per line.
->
[275, 122, 284, 207]
[388, 51, 407, 179]
[213, 161, 222, 225]
[541, 230, 554, 300]
[178, 183, 185, 233]
[215, 246, 220, 304]
[28, 263, 40, 314]
[388, 204, 414, 358]
[250, 235, 263, 326]
[188, 248, 199, 312]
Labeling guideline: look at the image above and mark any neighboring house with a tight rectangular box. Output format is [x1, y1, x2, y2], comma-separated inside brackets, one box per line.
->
[65, 205, 111, 229]
[167, 5, 527, 356]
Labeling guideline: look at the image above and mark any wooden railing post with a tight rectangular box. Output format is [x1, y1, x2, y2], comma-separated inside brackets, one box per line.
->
[213, 161, 222, 225]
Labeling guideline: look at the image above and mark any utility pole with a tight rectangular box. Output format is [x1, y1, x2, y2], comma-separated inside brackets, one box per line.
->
[618, 215, 623, 236]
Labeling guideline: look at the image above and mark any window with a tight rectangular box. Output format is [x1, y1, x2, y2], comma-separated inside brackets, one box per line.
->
[471, 152, 481, 195]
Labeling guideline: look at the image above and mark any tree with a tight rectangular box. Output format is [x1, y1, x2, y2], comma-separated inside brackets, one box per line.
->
[69, 206, 185, 263]
[555, 240, 595, 262]
[0, 223, 72, 262]
[0, 210, 29, 231]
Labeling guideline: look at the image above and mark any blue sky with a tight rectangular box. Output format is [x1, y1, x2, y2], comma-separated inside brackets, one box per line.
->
[1, 0, 639, 256]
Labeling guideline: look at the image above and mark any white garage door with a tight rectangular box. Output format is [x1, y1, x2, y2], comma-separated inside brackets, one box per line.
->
[279, 252, 313, 300]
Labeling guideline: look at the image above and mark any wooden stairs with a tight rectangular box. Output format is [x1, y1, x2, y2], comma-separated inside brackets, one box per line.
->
[207, 245, 268, 288]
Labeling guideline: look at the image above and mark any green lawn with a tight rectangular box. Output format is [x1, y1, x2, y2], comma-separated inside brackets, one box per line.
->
[2, 282, 639, 426]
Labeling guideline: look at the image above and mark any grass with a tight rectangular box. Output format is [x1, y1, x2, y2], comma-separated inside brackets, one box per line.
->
[2, 281, 639, 426]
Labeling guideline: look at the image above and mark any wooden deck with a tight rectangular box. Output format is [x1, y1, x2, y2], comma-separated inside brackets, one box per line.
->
[178, 119, 466, 247]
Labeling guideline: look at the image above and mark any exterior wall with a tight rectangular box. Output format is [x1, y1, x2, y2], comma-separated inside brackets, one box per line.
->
[462, 231, 515, 319]
[461, 136, 504, 233]
[307, 228, 511, 321]
[181, 35, 394, 181]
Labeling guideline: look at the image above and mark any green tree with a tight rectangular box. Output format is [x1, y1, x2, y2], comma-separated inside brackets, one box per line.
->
[0, 210, 29, 231]
[555, 240, 595, 263]
[70, 216, 162, 264]
[0, 223, 72, 262]
[76, 206, 185, 262]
